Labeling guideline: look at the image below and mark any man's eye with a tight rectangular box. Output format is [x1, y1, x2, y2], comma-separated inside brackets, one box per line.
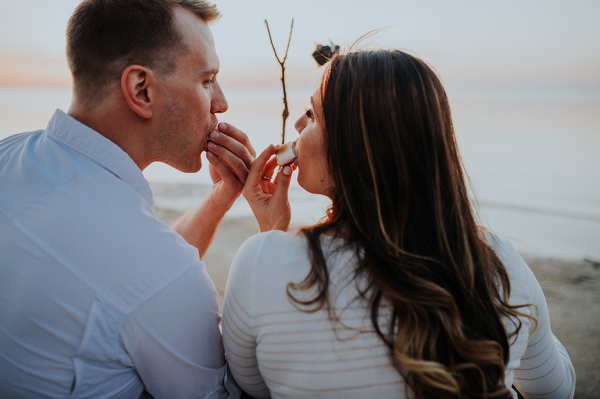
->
[305, 108, 314, 119]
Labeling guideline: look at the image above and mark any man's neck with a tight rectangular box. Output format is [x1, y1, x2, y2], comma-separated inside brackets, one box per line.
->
[68, 100, 151, 171]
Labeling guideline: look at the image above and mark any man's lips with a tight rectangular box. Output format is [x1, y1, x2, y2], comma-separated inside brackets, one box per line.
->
[205, 121, 220, 151]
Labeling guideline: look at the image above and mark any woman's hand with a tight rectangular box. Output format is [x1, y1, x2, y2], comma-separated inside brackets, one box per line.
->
[243, 145, 295, 232]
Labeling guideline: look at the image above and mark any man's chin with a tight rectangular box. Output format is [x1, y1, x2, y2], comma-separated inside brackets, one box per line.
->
[169, 159, 202, 174]
[180, 164, 202, 174]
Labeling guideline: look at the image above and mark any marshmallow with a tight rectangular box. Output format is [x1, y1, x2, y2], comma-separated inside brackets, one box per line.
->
[276, 141, 296, 165]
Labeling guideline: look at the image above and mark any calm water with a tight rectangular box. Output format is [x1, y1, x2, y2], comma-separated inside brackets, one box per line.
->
[1, 86, 599, 260]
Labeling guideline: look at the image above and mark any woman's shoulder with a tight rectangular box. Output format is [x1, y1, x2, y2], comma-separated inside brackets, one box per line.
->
[236, 229, 349, 267]
[482, 231, 524, 273]
[229, 230, 311, 282]
[226, 230, 317, 319]
[237, 230, 307, 259]
[482, 229, 540, 302]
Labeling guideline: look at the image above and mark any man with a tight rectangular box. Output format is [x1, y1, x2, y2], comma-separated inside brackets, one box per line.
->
[0, 0, 257, 397]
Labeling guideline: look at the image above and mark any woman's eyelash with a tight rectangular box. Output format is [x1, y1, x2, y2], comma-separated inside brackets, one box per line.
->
[305, 108, 314, 118]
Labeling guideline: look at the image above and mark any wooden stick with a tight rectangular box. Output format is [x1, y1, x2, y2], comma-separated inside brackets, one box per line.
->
[265, 19, 294, 144]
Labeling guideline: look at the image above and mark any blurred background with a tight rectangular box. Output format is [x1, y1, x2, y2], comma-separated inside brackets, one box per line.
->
[1, 0, 599, 260]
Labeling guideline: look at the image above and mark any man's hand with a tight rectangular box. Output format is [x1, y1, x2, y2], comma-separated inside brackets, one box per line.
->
[171, 122, 255, 258]
[206, 122, 256, 210]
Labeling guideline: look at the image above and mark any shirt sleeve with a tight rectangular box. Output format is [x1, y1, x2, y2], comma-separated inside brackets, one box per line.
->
[120, 265, 239, 399]
[222, 234, 271, 398]
[493, 235, 576, 399]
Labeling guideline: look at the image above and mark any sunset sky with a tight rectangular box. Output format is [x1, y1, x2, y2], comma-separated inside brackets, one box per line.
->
[1, 0, 599, 89]
[1, 0, 598, 260]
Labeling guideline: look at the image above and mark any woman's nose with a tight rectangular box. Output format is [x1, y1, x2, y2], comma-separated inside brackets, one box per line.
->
[294, 114, 306, 134]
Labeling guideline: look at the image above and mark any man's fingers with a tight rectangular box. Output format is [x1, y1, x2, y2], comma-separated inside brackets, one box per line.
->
[217, 122, 256, 159]
[208, 131, 253, 170]
[206, 151, 238, 181]
[207, 144, 252, 184]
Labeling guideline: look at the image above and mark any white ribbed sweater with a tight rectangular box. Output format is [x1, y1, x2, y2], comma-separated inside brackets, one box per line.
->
[222, 231, 575, 399]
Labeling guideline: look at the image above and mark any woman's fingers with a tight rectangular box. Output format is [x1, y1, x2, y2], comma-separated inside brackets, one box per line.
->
[272, 164, 293, 201]
[241, 145, 294, 231]
[245, 145, 275, 191]
[272, 163, 296, 185]
[261, 156, 280, 182]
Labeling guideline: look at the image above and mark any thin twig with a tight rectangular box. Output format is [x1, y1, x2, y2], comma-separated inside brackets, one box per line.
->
[265, 19, 294, 144]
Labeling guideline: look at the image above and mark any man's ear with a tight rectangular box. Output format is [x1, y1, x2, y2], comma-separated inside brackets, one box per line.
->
[121, 65, 154, 119]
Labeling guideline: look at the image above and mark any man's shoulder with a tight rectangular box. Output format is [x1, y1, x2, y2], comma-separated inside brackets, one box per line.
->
[2, 152, 202, 308]
[0, 130, 42, 151]
[74, 191, 204, 304]
[0, 129, 76, 219]
[0, 129, 46, 167]
[0, 123, 204, 307]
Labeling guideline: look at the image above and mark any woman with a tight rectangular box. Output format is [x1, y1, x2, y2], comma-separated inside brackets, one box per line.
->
[222, 49, 575, 398]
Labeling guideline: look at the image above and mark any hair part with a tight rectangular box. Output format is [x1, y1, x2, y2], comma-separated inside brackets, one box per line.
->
[289, 49, 534, 398]
[66, 0, 220, 106]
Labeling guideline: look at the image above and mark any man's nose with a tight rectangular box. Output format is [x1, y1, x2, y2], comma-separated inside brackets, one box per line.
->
[211, 83, 228, 114]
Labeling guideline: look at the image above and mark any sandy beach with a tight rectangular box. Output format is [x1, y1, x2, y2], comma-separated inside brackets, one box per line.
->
[153, 183, 599, 398]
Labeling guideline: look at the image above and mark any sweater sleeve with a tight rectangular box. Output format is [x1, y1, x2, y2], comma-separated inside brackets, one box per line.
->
[222, 234, 271, 398]
[492, 235, 576, 399]
[512, 290, 576, 398]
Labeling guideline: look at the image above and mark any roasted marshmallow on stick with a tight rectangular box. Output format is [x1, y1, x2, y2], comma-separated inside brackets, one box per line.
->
[275, 141, 296, 165]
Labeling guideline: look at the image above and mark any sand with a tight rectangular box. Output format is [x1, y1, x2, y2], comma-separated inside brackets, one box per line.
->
[153, 184, 599, 398]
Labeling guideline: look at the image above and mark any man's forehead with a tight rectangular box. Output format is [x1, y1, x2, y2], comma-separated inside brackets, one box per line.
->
[173, 7, 215, 49]
[196, 45, 220, 73]
[173, 7, 219, 72]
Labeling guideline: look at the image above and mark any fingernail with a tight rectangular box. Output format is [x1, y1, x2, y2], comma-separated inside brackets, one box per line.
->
[283, 165, 292, 176]
[208, 141, 217, 150]
[219, 122, 227, 130]
[210, 131, 219, 140]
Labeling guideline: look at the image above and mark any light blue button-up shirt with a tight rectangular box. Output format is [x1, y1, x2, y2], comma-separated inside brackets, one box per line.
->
[0, 110, 238, 398]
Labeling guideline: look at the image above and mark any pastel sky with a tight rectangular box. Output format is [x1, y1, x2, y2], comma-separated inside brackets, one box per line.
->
[0, 0, 599, 88]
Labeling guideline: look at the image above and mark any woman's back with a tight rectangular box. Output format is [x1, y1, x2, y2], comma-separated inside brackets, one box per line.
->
[223, 230, 574, 398]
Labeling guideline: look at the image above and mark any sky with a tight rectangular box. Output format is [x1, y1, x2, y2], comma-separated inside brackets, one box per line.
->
[0, 0, 599, 89]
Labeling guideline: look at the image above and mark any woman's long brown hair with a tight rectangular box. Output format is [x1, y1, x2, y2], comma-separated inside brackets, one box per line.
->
[288, 50, 529, 398]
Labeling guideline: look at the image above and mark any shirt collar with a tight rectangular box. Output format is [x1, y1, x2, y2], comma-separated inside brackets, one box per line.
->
[45, 109, 155, 208]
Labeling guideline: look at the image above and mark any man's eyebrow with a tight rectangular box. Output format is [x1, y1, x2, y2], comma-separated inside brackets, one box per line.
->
[201, 68, 219, 76]
[310, 96, 314, 107]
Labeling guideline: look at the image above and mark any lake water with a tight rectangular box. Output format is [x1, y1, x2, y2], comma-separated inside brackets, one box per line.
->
[1, 85, 599, 261]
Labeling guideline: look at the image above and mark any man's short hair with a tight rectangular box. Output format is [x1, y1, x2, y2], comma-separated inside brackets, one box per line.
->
[66, 0, 220, 105]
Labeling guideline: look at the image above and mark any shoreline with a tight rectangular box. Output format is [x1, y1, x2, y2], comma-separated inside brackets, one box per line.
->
[150, 181, 600, 262]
